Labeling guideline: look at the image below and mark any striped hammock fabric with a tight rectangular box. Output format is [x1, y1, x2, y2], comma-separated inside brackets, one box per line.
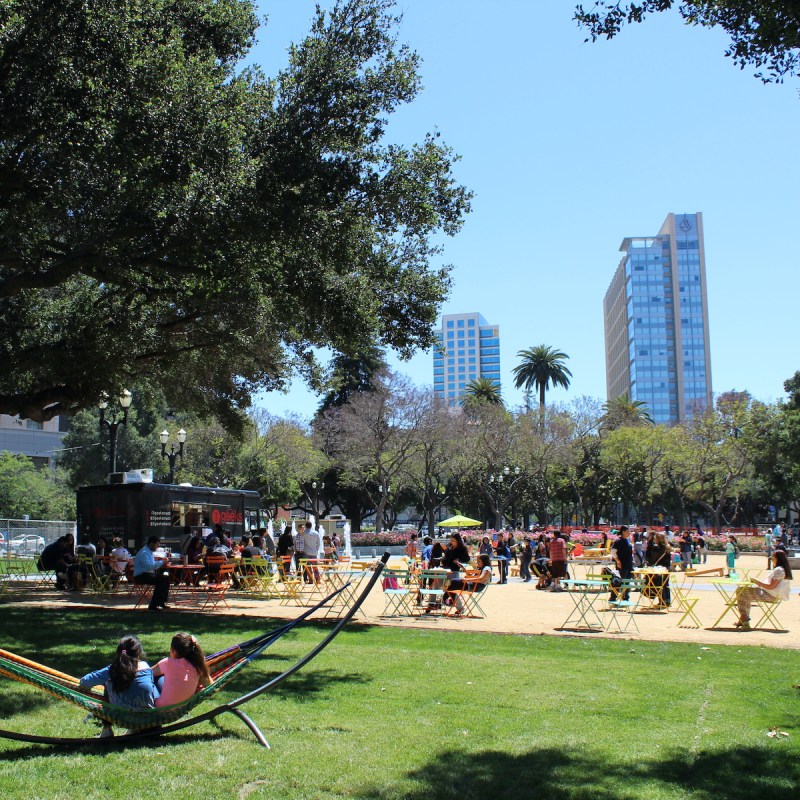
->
[0, 619, 303, 729]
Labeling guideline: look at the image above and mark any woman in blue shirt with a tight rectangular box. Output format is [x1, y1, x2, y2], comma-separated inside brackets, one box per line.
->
[79, 635, 158, 738]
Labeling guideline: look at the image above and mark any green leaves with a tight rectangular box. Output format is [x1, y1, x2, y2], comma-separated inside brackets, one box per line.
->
[0, 0, 470, 426]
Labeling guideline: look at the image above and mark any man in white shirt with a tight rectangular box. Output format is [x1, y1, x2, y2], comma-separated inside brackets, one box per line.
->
[299, 521, 321, 582]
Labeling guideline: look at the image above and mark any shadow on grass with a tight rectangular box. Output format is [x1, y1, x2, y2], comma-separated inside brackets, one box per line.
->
[0, 719, 252, 761]
[259, 668, 369, 700]
[353, 746, 800, 800]
[0, 692, 50, 717]
[0, 605, 376, 678]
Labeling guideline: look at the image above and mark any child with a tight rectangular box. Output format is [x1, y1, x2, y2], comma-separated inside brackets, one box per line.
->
[79, 635, 157, 738]
[151, 632, 212, 708]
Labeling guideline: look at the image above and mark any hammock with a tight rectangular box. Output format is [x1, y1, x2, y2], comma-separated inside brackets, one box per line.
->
[0, 553, 388, 747]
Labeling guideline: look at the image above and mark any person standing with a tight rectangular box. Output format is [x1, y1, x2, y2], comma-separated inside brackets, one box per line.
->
[133, 536, 170, 611]
[299, 521, 321, 582]
[611, 525, 634, 601]
[495, 535, 511, 584]
[632, 531, 646, 568]
[548, 531, 568, 592]
[695, 531, 708, 564]
[764, 526, 774, 566]
[725, 534, 738, 577]
[519, 537, 533, 583]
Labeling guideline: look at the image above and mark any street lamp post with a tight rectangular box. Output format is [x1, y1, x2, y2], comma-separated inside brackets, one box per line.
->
[311, 480, 325, 525]
[98, 389, 132, 476]
[160, 428, 187, 484]
[487, 466, 522, 529]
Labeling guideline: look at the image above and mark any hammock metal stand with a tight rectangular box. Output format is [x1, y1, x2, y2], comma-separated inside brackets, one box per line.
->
[0, 553, 389, 748]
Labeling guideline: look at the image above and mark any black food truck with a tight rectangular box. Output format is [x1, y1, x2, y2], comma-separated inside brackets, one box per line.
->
[76, 482, 263, 552]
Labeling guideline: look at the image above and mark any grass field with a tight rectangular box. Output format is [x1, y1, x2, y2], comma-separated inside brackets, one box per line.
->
[0, 606, 798, 800]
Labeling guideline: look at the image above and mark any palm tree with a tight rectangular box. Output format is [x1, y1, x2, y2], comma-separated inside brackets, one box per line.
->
[601, 393, 653, 430]
[512, 345, 572, 412]
[461, 377, 503, 409]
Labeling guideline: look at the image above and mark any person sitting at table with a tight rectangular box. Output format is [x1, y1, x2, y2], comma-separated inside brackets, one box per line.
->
[109, 537, 131, 583]
[610, 526, 633, 601]
[442, 533, 471, 596]
[735, 550, 792, 630]
[152, 632, 212, 708]
[241, 536, 265, 559]
[478, 536, 493, 558]
[428, 541, 445, 568]
[38, 535, 74, 591]
[133, 536, 170, 611]
[79, 634, 158, 738]
[644, 531, 672, 607]
[236, 535, 252, 557]
[453, 554, 493, 616]
[186, 535, 204, 565]
[66, 534, 97, 590]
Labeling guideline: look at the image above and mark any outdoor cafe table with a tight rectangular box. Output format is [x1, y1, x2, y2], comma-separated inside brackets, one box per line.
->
[166, 563, 204, 601]
[708, 576, 753, 629]
[558, 579, 609, 631]
[633, 567, 670, 610]
[321, 569, 369, 619]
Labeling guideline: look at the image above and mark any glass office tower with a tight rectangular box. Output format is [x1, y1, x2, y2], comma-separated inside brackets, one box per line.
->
[433, 312, 500, 406]
[603, 212, 712, 425]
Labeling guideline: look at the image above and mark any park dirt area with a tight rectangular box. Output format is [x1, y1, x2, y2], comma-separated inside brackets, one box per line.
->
[20, 552, 799, 650]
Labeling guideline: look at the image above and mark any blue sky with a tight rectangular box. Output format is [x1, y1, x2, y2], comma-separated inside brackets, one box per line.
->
[251, 1, 800, 419]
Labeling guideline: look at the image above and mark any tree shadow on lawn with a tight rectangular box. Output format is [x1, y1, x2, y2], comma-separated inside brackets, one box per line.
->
[354, 746, 800, 800]
[1, 606, 373, 676]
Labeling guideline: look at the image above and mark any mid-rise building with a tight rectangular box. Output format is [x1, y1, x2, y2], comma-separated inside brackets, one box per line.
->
[0, 414, 68, 467]
[433, 312, 500, 405]
[603, 212, 712, 426]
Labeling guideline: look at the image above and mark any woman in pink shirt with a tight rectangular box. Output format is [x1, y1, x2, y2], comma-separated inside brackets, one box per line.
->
[152, 633, 212, 708]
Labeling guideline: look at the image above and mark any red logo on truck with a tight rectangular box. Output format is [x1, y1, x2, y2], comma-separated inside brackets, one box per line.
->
[211, 508, 242, 525]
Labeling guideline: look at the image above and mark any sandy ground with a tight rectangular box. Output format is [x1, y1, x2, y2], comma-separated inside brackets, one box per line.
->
[8, 552, 798, 649]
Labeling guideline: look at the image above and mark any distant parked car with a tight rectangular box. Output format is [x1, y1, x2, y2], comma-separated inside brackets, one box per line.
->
[1, 534, 46, 556]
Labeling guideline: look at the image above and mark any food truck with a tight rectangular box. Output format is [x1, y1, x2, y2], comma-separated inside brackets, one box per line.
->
[76, 482, 263, 551]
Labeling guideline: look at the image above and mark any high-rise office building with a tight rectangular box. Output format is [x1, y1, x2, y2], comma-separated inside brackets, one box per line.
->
[603, 212, 712, 426]
[433, 312, 500, 406]
[0, 414, 69, 467]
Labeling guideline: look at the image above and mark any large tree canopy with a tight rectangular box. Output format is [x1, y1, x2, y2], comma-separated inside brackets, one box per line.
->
[574, 1, 800, 82]
[0, 0, 470, 429]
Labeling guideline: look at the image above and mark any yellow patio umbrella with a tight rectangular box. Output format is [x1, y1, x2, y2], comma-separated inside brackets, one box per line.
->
[438, 515, 483, 528]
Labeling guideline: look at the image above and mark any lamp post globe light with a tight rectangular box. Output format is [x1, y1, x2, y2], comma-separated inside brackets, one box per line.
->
[160, 428, 187, 484]
[98, 389, 132, 476]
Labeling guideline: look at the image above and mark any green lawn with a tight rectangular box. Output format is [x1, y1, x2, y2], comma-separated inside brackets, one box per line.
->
[0, 606, 798, 800]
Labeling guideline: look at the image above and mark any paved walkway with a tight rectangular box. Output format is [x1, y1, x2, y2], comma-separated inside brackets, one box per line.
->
[7, 552, 798, 649]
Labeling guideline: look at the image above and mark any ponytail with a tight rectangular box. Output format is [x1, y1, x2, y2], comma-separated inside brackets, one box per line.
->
[109, 635, 144, 694]
[171, 632, 212, 687]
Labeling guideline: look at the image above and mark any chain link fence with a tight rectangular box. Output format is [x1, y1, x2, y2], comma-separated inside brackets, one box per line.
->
[0, 518, 76, 558]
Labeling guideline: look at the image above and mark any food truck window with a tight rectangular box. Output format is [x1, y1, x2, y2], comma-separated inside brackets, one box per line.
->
[246, 510, 260, 532]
